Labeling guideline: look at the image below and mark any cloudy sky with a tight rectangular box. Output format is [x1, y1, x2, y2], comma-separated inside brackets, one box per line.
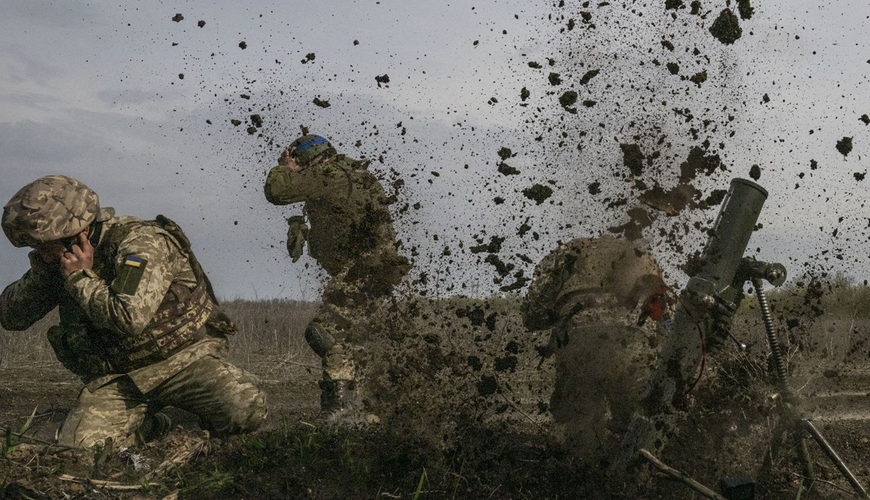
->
[0, 0, 867, 300]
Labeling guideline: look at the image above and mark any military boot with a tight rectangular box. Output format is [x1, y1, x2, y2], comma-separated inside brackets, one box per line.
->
[140, 412, 172, 443]
[318, 379, 356, 418]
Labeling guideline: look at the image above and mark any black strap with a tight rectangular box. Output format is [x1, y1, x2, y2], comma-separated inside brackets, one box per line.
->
[88, 219, 104, 247]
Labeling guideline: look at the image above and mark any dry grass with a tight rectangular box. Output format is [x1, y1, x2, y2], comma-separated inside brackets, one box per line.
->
[219, 299, 318, 370]
[0, 310, 60, 369]
[0, 300, 320, 372]
[2, 284, 870, 499]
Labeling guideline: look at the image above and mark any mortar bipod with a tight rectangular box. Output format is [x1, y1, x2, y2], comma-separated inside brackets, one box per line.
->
[745, 260, 870, 500]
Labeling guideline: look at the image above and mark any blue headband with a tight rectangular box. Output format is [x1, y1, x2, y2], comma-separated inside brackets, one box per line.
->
[295, 136, 329, 153]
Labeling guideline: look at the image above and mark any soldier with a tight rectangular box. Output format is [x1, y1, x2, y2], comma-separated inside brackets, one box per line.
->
[264, 134, 410, 419]
[521, 236, 673, 462]
[0, 175, 267, 448]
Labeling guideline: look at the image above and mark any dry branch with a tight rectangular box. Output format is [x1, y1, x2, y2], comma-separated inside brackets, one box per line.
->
[147, 430, 210, 479]
[640, 448, 728, 500]
[59, 474, 159, 490]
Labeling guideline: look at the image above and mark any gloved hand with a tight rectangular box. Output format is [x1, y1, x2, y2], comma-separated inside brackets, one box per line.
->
[681, 287, 739, 350]
[278, 147, 293, 167]
[286, 216, 309, 262]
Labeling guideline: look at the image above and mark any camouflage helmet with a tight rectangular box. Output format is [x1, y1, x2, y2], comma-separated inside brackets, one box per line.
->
[288, 134, 336, 167]
[2, 175, 101, 248]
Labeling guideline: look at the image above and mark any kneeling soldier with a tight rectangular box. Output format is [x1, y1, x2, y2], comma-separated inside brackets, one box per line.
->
[0, 175, 267, 448]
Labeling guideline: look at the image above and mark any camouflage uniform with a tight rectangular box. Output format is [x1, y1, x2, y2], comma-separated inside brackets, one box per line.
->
[264, 143, 409, 407]
[1, 176, 266, 448]
[521, 236, 673, 460]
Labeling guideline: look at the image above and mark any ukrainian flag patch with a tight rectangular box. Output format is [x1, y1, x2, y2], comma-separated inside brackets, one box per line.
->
[124, 256, 143, 268]
[112, 256, 148, 295]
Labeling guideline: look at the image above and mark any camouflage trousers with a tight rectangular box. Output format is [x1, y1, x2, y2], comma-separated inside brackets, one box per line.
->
[57, 354, 267, 449]
[549, 323, 658, 461]
[309, 271, 394, 384]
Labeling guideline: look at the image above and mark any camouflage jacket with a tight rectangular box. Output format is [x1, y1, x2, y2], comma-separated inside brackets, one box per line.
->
[264, 155, 409, 281]
[521, 236, 673, 335]
[0, 210, 230, 391]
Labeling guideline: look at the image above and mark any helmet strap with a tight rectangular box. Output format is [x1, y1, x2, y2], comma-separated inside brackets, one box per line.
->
[88, 219, 104, 248]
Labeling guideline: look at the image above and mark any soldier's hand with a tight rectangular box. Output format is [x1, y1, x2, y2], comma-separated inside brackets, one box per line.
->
[286, 216, 309, 263]
[278, 147, 293, 166]
[60, 232, 94, 278]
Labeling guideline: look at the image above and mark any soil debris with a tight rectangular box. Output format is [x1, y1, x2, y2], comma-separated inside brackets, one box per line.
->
[666, 62, 679, 75]
[497, 147, 513, 160]
[375, 74, 390, 87]
[607, 207, 653, 240]
[313, 97, 331, 108]
[679, 146, 723, 183]
[520, 87, 530, 101]
[484, 254, 513, 276]
[704, 188, 727, 206]
[855, 172, 866, 181]
[470, 236, 505, 254]
[523, 184, 554, 204]
[498, 163, 520, 175]
[689, 70, 707, 86]
[639, 182, 698, 215]
[579, 69, 600, 84]
[171, 13, 183, 22]
[197, 20, 206, 28]
[709, 9, 742, 45]
[548, 72, 562, 86]
[238, 41, 247, 50]
[737, 0, 754, 20]
[661, 40, 675, 51]
[302, 53, 315, 64]
[861, 114, 870, 125]
[836, 137, 853, 157]
[250, 114, 263, 128]
[620, 143, 644, 176]
[749, 164, 761, 180]
[559, 90, 578, 112]
[588, 181, 601, 195]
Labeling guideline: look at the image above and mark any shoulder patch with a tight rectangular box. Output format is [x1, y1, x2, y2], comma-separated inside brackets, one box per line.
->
[112, 256, 148, 295]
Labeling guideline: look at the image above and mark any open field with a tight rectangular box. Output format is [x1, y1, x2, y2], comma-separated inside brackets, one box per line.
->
[1, 285, 870, 499]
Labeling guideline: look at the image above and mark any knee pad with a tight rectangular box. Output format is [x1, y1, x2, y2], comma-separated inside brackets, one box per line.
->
[305, 322, 335, 358]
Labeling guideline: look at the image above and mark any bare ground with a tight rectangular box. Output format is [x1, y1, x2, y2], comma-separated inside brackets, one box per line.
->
[2, 298, 870, 499]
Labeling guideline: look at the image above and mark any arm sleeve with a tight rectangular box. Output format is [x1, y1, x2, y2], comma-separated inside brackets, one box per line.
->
[264, 163, 351, 205]
[520, 248, 569, 332]
[64, 226, 180, 336]
[0, 252, 62, 331]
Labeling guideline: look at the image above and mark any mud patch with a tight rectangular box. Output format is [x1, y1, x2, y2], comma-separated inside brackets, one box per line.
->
[523, 183, 554, 204]
[709, 9, 742, 45]
[620, 143, 645, 176]
[737, 0, 754, 20]
[608, 206, 654, 240]
[836, 136, 853, 157]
